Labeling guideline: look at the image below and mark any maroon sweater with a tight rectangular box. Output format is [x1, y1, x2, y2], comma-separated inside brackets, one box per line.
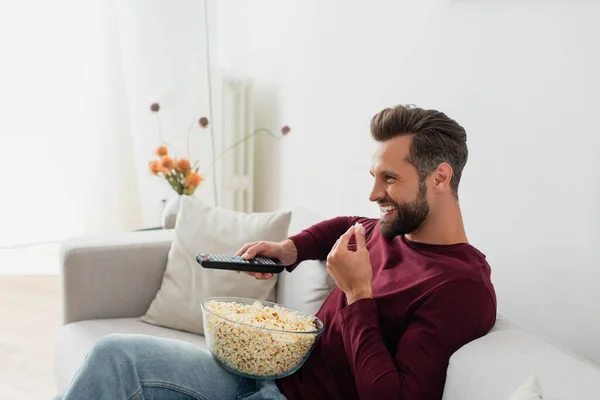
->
[276, 216, 497, 400]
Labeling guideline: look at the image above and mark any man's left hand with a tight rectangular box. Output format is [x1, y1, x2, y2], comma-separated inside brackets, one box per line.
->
[326, 223, 373, 305]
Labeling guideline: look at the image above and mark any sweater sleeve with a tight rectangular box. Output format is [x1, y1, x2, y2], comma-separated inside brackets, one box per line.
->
[336, 281, 496, 400]
[286, 216, 355, 271]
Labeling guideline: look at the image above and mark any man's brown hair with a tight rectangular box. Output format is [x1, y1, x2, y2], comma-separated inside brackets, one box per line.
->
[370, 104, 468, 198]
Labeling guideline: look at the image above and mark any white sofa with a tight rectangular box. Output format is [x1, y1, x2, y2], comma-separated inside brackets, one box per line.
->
[54, 211, 600, 399]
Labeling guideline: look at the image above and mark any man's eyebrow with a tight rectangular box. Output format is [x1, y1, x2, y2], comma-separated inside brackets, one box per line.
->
[369, 169, 399, 177]
[381, 170, 398, 177]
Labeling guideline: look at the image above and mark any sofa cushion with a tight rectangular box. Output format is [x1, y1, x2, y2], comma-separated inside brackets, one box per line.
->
[442, 313, 600, 400]
[55, 318, 208, 394]
[141, 196, 292, 335]
[506, 375, 543, 400]
[276, 207, 336, 316]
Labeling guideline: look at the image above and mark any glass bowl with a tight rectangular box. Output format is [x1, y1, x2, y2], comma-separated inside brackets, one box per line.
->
[201, 297, 325, 380]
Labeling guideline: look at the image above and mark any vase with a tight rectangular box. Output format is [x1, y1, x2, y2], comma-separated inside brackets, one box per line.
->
[161, 195, 184, 229]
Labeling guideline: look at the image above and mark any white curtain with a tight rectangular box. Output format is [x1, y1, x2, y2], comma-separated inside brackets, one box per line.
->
[0, 0, 142, 247]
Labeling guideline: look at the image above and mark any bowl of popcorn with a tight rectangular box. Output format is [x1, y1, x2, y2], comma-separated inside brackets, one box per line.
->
[201, 297, 325, 380]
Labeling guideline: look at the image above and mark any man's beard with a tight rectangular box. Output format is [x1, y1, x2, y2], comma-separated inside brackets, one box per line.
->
[379, 183, 430, 240]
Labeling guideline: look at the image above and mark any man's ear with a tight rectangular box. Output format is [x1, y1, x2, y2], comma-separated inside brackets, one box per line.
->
[433, 162, 453, 192]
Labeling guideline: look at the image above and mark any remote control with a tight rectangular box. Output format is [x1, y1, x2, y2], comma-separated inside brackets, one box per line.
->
[195, 253, 285, 274]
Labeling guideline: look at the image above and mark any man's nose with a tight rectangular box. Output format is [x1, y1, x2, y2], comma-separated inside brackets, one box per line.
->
[369, 185, 384, 203]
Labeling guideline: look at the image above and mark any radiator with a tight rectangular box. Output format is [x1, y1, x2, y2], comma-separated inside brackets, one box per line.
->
[216, 76, 255, 213]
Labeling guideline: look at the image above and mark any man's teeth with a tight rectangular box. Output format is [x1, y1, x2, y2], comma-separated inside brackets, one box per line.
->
[380, 205, 396, 212]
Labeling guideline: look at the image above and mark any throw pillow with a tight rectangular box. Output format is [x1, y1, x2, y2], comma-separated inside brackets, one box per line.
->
[507, 375, 543, 400]
[276, 207, 336, 315]
[140, 195, 292, 335]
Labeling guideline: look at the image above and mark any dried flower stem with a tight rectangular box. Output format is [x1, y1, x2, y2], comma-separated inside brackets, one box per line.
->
[212, 128, 282, 165]
[154, 113, 175, 150]
[186, 118, 203, 160]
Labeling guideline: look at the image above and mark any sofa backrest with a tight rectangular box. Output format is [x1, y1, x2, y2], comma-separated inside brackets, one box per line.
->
[442, 313, 600, 399]
[276, 207, 336, 315]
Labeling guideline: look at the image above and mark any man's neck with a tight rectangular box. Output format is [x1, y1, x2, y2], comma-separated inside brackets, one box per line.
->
[405, 201, 468, 246]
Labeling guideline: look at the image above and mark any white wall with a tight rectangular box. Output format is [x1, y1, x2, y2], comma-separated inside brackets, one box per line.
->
[114, 0, 219, 226]
[0, 0, 143, 246]
[216, 0, 600, 365]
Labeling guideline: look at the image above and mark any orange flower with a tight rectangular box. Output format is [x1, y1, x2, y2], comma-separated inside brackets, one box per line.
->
[160, 155, 174, 171]
[156, 145, 168, 157]
[175, 158, 191, 172]
[149, 160, 162, 175]
[185, 172, 203, 187]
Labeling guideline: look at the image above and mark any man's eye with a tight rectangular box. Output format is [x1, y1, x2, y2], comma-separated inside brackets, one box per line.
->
[384, 175, 395, 182]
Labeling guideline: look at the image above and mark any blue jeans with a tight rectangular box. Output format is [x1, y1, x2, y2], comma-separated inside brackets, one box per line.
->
[53, 333, 287, 400]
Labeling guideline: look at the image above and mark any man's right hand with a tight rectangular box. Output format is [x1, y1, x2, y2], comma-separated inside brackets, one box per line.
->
[234, 239, 298, 280]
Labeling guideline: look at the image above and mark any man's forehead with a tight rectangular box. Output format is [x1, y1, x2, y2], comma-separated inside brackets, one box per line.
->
[371, 136, 412, 170]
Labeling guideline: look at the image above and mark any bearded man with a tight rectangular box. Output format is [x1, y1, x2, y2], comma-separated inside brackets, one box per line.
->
[55, 104, 496, 400]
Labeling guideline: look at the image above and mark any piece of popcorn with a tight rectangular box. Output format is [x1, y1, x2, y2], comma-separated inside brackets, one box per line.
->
[354, 221, 364, 234]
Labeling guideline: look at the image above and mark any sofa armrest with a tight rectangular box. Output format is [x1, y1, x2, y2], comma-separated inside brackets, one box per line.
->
[60, 229, 174, 325]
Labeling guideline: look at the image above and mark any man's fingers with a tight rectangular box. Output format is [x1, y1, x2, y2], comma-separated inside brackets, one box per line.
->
[241, 271, 273, 280]
[330, 238, 341, 253]
[253, 272, 273, 280]
[241, 242, 264, 259]
[338, 226, 356, 248]
[235, 242, 257, 257]
[330, 223, 361, 259]
[354, 223, 366, 250]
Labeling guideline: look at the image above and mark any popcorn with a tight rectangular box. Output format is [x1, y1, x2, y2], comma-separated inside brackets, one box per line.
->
[203, 300, 319, 377]
[354, 222, 364, 234]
